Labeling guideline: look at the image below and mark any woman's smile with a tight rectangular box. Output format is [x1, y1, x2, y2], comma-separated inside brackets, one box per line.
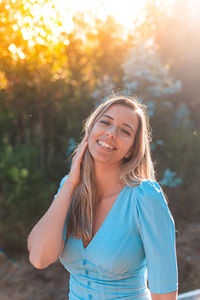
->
[97, 139, 117, 151]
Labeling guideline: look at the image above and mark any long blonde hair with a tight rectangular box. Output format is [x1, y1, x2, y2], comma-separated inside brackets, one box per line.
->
[66, 95, 155, 243]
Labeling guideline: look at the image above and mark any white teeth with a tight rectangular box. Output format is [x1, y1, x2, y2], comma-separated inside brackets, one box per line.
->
[98, 140, 115, 150]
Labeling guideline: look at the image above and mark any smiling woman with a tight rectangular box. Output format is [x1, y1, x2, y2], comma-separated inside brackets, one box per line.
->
[27, 95, 178, 299]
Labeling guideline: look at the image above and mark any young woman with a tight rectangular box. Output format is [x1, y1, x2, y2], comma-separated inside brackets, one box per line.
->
[27, 96, 178, 300]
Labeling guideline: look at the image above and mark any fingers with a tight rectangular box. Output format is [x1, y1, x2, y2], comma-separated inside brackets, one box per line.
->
[82, 133, 88, 144]
[68, 134, 89, 186]
[78, 134, 88, 158]
[79, 139, 88, 159]
[72, 134, 88, 162]
[79, 134, 88, 151]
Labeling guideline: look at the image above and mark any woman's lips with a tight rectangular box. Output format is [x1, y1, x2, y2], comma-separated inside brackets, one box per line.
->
[97, 140, 117, 151]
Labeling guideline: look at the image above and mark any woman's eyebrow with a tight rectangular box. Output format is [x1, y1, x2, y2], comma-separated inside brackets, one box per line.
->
[102, 114, 113, 120]
[101, 114, 135, 132]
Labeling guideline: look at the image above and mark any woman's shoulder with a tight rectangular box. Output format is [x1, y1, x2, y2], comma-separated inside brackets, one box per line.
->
[137, 179, 163, 195]
[129, 179, 168, 208]
[130, 180, 174, 228]
[59, 174, 69, 185]
[128, 179, 162, 193]
[54, 174, 69, 199]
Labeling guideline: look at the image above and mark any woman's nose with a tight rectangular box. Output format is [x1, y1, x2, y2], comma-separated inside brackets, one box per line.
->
[105, 126, 117, 138]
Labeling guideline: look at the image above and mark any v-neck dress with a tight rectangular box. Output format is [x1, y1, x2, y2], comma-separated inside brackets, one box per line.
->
[54, 175, 178, 299]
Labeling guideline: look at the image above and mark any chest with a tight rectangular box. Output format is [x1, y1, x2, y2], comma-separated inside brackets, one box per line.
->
[92, 195, 117, 237]
[60, 187, 145, 275]
[82, 195, 120, 248]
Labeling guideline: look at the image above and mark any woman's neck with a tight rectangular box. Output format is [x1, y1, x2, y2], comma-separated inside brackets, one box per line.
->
[94, 162, 125, 199]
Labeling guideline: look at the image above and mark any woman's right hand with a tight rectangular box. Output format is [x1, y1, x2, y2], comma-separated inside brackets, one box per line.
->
[67, 134, 88, 187]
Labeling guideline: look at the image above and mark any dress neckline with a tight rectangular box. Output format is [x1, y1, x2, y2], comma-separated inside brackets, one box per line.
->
[81, 185, 128, 251]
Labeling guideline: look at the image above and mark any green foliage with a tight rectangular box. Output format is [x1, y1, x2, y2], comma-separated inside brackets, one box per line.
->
[0, 136, 57, 251]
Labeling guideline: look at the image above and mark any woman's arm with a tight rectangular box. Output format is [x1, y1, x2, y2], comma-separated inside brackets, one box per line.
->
[151, 290, 178, 300]
[27, 179, 76, 269]
[135, 181, 178, 295]
[27, 134, 88, 269]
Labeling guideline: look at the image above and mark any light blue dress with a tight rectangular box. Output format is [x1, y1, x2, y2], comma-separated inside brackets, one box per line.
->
[54, 175, 178, 299]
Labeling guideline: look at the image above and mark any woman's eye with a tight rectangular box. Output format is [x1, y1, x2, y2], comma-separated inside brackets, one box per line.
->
[100, 120, 109, 125]
[122, 129, 130, 136]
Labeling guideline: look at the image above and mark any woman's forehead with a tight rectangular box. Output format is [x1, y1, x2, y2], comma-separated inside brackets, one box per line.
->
[98, 104, 139, 130]
[103, 104, 138, 119]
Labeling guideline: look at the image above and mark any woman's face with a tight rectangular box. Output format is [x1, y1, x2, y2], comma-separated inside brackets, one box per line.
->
[88, 104, 139, 166]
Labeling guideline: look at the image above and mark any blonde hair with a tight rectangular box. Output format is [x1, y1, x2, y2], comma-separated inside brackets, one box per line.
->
[66, 95, 155, 244]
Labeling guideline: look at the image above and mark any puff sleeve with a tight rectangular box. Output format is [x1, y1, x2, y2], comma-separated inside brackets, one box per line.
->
[54, 174, 69, 240]
[136, 180, 178, 294]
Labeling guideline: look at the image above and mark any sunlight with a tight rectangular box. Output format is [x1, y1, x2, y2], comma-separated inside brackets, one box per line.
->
[8, 43, 25, 60]
[23, 0, 146, 44]
[8, 0, 197, 50]
[55, 0, 146, 31]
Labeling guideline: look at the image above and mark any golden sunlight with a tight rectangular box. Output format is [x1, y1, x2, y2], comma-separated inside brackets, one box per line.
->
[23, 0, 147, 44]
[8, 0, 146, 51]
[8, 0, 196, 51]
[55, 0, 146, 30]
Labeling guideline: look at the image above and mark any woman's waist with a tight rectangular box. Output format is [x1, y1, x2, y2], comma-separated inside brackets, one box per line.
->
[69, 272, 149, 299]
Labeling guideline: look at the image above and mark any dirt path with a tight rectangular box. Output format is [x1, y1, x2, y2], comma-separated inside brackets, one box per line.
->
[0, 254, 69, 300]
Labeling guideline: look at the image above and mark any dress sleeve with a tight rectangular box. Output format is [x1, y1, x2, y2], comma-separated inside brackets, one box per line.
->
[54, 174, 69, 240]
[53, 174, 69, 199]
[135, 180, 178, 294]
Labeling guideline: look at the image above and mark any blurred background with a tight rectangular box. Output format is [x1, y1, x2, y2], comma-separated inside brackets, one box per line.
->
[0, 0, 200, 299]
